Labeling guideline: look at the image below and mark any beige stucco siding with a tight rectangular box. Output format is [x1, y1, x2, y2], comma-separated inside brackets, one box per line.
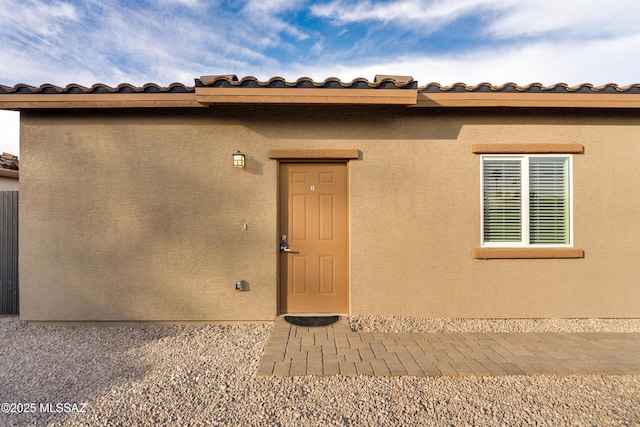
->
[19, 107, 640, 321]
[20, 110, 278, 321]
[350, 110, 640, 318]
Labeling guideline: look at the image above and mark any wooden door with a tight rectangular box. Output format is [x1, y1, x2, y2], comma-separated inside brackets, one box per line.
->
[279, 163, 348, 313]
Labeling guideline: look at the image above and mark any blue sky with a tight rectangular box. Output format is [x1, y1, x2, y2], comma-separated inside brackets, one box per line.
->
[1, 0, 640, 155]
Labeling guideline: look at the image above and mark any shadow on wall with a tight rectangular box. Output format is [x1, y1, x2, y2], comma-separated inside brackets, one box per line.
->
[242, 154, 263, 175]
[203, 104, 640, 141]
[21, 109, 275, 321]
[225, 105, 464, 141]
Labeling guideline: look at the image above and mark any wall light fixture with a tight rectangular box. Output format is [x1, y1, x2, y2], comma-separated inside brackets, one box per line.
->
[232, 150, 246, 168]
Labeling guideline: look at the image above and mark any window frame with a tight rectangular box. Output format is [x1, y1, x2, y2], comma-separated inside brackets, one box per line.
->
[480, 154, 573, 248]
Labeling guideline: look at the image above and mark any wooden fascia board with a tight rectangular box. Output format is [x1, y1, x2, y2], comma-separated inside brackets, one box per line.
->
[473, 248, 585, 259]
[472, 143, 584, 154]
[269, 149, 359, 160]
[4, 89, 639, 109]
[0, 169, 18, 179]
[0, 93, 202, 109]
[416, 92, 640, 108]
[196, 87, 417, 105]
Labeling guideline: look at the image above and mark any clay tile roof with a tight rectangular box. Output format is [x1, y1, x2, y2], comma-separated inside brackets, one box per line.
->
[0, 153, 18, 174]
[2, 78, 639, 96]
[374, 75, 414, 86]
[196, 75, 418, 89]
[0, 82, 195, 95]
[2, 75, 640, 109]
[418, 82, 640, 94]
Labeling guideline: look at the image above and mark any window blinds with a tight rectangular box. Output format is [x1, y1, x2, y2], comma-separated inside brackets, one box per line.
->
[483, 160, 522, 242]
[529, 157, 569, 244]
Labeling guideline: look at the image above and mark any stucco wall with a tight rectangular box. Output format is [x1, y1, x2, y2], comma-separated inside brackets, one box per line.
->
[19, 107, 640, 321]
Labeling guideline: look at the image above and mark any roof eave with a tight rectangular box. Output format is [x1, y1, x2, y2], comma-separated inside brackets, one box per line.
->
[0, 169, 19, 179]
[415, 92, 640, 108]
[2, 90, 640, 109]
[0, 93, 203, 109]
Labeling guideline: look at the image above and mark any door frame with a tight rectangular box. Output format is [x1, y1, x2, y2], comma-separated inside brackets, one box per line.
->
[276, 158, 352, 315]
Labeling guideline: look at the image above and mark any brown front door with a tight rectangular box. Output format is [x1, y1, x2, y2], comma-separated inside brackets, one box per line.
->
[279, 162, 349, 313]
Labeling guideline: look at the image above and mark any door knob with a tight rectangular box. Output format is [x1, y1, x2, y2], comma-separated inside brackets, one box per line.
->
[280, 235, 299, 253]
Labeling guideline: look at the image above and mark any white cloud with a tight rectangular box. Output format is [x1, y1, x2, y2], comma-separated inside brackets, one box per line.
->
[0, 0, 78, 37]
[486, 0, 640, 38]
[0, 45, 101, 85]
[242, 0, 311, 43]
[312, 0, 498, 28]
[0, 0, 276, 86]
[244, 0, 302, 13]
[39, 1, 77, 18]
[312, 0, 640, 40]
[282, 32, 640, 86]
[157, 0, 205, 7]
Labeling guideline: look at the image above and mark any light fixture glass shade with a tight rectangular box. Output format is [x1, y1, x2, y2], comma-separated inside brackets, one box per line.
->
[232, 150, 245, 168]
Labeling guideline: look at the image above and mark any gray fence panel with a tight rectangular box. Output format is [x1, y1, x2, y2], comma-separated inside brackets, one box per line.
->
[0, 191, 18, 314]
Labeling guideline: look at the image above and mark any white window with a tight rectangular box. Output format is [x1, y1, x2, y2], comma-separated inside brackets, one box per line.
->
[481, 155, 572, 247]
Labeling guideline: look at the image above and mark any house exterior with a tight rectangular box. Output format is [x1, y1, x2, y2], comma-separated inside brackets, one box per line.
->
[1, 75, 639, 323]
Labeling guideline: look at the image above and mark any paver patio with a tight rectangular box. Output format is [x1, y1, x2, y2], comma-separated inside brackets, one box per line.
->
[256, 316, 640, 377]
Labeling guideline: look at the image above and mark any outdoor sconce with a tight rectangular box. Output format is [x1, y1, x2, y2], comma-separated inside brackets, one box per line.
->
[232, 150, 246, 168]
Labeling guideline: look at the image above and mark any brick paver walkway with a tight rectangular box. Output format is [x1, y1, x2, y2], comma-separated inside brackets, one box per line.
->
[256, 316, 640, 377]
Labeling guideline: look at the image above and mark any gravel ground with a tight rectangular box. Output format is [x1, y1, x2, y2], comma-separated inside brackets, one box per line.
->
[1, 315, 639, 426]
[349, 315, 640, 333]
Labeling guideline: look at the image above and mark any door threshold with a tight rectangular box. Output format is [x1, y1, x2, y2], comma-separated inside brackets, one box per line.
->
[278, 313, 349, 317]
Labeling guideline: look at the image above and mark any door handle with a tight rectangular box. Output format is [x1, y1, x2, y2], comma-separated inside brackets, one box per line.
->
[280, 235, 299, 253]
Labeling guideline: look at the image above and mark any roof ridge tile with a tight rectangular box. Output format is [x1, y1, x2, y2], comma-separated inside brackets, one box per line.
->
[197, 75, 416, 89]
